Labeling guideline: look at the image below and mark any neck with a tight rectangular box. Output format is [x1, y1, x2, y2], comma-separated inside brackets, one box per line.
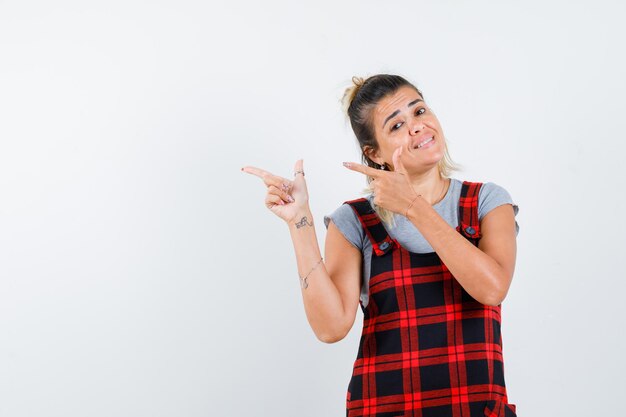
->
[407, 168, 449, 206]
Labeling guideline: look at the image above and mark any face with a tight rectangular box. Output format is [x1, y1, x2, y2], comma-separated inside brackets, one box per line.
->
[367, 85, 445, 173]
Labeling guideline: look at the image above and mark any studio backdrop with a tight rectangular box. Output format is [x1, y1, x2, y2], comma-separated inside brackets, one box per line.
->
[1, 1, 624, 416]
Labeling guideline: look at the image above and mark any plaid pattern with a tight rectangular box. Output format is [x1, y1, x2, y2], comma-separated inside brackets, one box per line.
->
[343, 181, 517, 417]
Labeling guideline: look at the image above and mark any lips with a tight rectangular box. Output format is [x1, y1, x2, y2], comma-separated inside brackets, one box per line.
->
[412, 134, 435, 149]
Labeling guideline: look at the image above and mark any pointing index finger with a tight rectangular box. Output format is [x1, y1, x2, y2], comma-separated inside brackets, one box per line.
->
[242, 165, 293, 190]
[241, 165, 271, 179]
[343, 162, 381, 178]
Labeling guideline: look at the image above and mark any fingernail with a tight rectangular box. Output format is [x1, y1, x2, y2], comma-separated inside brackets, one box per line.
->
[282, 183, 289, 191]
[343, 162, 351, 168]
[287, 195, 294, 203]
[279, 200, 285, 205]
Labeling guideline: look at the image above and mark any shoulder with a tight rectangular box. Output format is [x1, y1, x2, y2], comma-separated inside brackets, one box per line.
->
[476, 181, 520, 235]
[323, 202, 359, 229]
[323, 199, 367, 250]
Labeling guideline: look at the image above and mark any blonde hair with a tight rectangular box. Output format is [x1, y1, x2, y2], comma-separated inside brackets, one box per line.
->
[340, 74, 464, 228]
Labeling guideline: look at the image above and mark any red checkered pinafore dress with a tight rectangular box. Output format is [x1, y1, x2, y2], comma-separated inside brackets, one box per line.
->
[343, 181, 517, 417]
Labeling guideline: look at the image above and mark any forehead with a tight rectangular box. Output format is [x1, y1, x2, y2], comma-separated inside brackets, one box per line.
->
[373, 85, 423, 123]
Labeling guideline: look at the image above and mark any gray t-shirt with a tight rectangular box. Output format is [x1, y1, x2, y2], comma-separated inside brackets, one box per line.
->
[323, 178, 519, 308]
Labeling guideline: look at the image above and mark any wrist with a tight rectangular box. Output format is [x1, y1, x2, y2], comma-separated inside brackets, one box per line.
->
[405, 195, 426, 223]
[287, 207, 314, 229]
[405, 194, 421, 219]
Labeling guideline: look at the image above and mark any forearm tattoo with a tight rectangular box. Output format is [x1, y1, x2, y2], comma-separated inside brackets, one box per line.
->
[294, 216, 313, 228]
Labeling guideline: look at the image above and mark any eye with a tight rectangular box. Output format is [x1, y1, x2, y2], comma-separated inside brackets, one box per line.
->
[389, 107, 427, 132]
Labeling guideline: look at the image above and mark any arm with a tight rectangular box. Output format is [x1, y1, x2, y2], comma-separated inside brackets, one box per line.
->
[342, 149, 517, 307]
[407, 199, 517, 306]
[288, 208, 362, 343]
[241, 160, 362, 343]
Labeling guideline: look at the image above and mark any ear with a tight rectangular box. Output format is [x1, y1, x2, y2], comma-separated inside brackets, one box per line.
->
[363, 145, 382, 165]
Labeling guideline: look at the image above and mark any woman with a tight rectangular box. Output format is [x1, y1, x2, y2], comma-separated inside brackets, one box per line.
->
[242, 74, 519, 417]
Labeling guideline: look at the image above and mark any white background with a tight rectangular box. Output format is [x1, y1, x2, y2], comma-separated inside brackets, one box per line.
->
[1, 1, 625, 416]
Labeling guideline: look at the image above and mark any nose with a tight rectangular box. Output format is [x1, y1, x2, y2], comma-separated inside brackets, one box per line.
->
[409, 119, 426, 135]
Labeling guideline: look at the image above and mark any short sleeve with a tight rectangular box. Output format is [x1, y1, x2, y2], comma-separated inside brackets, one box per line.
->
[323, 203, 364, 250]
[478, 182, 520, 236]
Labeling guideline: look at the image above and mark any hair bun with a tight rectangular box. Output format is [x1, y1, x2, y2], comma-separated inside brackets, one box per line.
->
[341, 75, 367, 117]
[351, 76, 365, 87]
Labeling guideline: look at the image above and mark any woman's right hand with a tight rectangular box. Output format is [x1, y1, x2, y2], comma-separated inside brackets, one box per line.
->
[241, 159, 310, 224]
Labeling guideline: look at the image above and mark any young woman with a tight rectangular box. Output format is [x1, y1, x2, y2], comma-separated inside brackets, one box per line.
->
[242, 74, 519, 417]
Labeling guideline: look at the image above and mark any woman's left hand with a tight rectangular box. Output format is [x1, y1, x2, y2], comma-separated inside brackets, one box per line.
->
[343, 146, 419, 216]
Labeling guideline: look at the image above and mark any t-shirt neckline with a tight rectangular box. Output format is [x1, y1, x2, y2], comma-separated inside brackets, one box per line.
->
[367, 177, 457, 215]
[432, 177, 455, 208]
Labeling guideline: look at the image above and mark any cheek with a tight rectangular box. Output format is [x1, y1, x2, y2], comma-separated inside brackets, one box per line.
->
[376, 135, 402, 153]
[388, 140, 406, 154]
[425, 116, 442, 130]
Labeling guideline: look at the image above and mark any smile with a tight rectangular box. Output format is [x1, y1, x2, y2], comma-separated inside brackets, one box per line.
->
[416, 136, 434, 149]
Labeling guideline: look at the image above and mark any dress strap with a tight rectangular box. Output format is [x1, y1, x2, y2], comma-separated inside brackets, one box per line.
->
[343, 198, 398, 256]
[456, 181, 483, 242]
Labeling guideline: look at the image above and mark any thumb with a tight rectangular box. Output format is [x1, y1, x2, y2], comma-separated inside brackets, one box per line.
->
[392, 146, 406, 174]
[293, 158, 305, 181]
[292, 159, 309, 200]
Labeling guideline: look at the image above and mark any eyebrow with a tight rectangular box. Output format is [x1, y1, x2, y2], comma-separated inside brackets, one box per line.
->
[382, 98, 424, 129]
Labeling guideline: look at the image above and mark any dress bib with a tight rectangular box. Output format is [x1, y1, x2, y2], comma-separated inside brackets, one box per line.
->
[343, 181, 517, 417]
